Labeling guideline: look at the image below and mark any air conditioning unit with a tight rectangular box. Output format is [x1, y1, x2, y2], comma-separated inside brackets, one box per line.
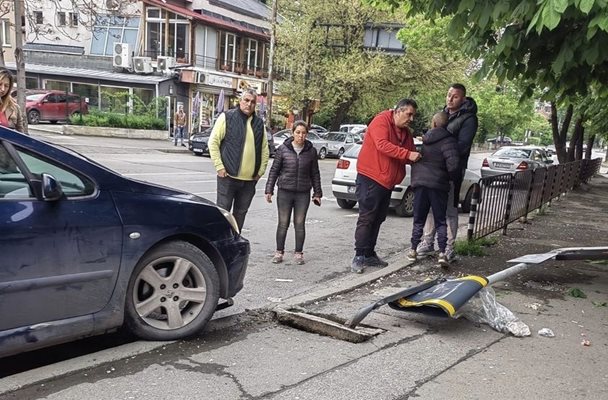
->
[113, 43, 131, 69]
[195, 72, 205, 84]
[157, 56, 176, 72]
[133, 57, 153, 74]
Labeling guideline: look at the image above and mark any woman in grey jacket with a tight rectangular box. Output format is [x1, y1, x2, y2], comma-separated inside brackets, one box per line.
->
[265, 121, 323, 265]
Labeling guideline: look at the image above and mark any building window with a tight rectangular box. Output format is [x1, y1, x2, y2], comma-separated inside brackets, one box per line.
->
[246, 38, 258, 71]
[219, 31, 237, 71]
[34, 11, 43, 25]
[0, 19, 10, 46]
[90, 15, 140, 57]
[57, 12, 66, 26]
[145, 8, 190, 61]
[69, 12, 79, 27]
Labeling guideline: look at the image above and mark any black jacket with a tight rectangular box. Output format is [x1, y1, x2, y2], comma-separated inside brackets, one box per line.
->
[411, 127, 461, 192]
[265, 137, 323, 197]
[220, 108, 265, 178]
[444, 96, 478, 171]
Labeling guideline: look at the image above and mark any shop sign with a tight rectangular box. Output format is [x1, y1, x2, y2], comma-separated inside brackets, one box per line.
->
[205, 74, 233, 88]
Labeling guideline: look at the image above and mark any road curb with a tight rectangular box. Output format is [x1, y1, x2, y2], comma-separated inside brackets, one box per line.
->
[0, 258, 413, 395]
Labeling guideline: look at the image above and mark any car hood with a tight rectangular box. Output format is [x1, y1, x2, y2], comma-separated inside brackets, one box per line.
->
[118, 177, 215, 206]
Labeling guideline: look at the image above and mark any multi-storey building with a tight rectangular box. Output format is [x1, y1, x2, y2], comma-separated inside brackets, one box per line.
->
[6, 0, 271, 132]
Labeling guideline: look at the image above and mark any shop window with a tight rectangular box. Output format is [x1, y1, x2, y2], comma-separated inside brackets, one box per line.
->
[73, 83, 99, 108]
[44, 80, 70, 92]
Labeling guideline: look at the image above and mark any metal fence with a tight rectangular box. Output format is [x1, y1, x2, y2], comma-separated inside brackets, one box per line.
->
[467, 158, 603, 241]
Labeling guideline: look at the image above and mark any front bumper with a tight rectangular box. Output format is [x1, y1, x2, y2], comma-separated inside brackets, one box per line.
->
[215, 235, 250, 298]
[191, 141, 209, 154]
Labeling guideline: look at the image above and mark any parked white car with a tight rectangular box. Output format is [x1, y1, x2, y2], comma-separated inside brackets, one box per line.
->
[339, 124, 367, 134]
[331, 143, 481, 216]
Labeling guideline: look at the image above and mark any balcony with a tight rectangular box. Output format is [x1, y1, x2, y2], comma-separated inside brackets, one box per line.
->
[194, 55, 268, 78]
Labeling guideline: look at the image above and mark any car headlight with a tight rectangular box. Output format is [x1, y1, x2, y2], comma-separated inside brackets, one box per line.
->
[329, 144, 338, 149]
[218, 207, 240, 234]
[192, 136, 204, 142]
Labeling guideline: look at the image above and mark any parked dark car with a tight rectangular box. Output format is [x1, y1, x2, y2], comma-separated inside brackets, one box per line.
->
[0, 126, 249, 358]
[25, 90, 89, 124]
[189, 127, 213, 156]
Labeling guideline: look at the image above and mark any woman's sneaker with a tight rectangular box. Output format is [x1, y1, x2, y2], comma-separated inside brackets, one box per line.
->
[272, 251, 284, 264]
[294, 252, 305, 265]
[406, 249, 417, 261]
[437, 252, 449, 267]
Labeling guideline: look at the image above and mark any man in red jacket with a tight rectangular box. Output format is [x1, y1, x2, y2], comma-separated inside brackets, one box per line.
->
[351, 98, 422, 273]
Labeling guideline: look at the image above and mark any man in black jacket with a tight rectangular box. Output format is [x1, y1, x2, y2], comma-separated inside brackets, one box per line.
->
[408, 112, 461, 266]
[209, 89, 269, 231]
[417, 83, 478, 263]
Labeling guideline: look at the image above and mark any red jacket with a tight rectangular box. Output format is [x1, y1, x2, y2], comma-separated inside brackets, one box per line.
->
[357, 109, 416, 189]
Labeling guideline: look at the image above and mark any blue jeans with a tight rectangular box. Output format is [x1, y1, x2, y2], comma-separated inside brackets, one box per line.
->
[275, 189, 311, 252]
[354, 174, 391, 257]
[411, 186, 449, 252]
[174, 125, 185, 144]
[216, 176, 257, 231]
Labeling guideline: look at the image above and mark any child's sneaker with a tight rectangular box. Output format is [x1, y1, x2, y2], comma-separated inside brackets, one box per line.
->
[406, 249, 417, 261]
[294, 252, 305, 265]
[416, 244, 435, 257]
[272, 251, 284, 264]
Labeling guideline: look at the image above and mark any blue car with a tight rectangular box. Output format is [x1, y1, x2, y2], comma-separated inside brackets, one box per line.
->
[0, 127, 249, 358]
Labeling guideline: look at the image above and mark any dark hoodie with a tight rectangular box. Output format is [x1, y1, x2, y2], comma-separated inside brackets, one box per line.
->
[411, 127, 461, 192]
[444, 96, 478, 171]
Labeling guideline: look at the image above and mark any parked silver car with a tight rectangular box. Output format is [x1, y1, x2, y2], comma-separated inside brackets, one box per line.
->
[481, 146, 553, 177]
[323, 132, 359, 158]
[273, 129, 329, 159]
[332, 143, 481, 216]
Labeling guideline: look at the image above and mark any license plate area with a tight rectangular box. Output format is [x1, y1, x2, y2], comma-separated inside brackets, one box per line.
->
[493, 162, 511, 168]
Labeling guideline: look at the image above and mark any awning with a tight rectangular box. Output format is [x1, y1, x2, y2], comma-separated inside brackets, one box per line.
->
[143, 0, 270, 40]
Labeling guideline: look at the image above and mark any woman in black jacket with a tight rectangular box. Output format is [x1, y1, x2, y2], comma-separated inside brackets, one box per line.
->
[265, 121, 323, 265]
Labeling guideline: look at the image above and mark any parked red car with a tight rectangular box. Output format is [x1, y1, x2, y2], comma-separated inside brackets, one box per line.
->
[25, 90, 88, 124]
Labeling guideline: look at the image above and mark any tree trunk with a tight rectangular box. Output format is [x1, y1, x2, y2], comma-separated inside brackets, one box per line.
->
[330, 96, 357, 131]
[551, 102, 573, 164]
[14, 0, 28, 134]
[585, 134, 595, 160]
[567, 116, 584, 162]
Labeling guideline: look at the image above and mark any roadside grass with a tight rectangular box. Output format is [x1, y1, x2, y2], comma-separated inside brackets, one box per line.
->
[454, 236, 499, 257]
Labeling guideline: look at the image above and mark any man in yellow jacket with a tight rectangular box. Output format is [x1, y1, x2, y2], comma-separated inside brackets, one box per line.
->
[209, 88, 269, 231]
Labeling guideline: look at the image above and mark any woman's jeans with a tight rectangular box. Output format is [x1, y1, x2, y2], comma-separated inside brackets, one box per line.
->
[276, 189, 311, 253]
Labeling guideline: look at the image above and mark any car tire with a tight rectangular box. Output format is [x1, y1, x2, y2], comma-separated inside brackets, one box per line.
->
[124, 241, 220, 341]
[337, 198, 356, 209]
[28, 109, 40, 124]
[394, 188, 414, 217]
[50, 120, 58, 124]
[318, 147, 327, 160]
[337, 148, 345, 157]
[461, 186, 475, 213]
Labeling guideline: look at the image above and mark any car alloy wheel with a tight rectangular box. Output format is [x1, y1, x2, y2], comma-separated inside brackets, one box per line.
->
[125, 241, 219, 340]
[28, 110, 40, 124]
[318, 147, 327, 159]
[394, 188, 414, 217]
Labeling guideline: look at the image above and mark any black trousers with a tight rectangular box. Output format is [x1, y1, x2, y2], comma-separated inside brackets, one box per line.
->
[216, 176, 257, 231]
[354, 174, 391, 257]
[411, 186, 449, 252]
[275, 189, 311, 252]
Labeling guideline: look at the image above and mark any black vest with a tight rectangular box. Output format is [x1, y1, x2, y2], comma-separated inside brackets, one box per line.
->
[220, 108, 265, 178]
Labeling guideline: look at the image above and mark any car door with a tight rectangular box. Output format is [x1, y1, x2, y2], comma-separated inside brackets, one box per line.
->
[40, 93, 59, 121]
[0, 142, 123, 331]
[344, 133, 355, 151]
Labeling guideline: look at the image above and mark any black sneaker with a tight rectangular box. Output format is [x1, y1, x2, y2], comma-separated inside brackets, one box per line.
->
[364, 254, 388, 267]
[351, 256, 365, 273]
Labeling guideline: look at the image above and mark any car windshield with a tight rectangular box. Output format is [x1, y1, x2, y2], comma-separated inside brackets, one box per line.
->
[325, 133, 346, 142]
[26, 94, 46, 101]
[494, 148, 531, 158]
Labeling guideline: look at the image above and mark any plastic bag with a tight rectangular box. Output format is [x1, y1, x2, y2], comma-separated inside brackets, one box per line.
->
[454, 287, 531, 337]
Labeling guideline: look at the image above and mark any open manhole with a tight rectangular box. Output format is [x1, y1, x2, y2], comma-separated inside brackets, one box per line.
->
[275, 308, 385, 343]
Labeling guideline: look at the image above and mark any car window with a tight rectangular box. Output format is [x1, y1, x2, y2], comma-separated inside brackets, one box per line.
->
[26, 93, 46, 102]
[343, 144, 361, 158]
[494, 148, 530, 158]
[346, 135, 353, 144]
[326, 133, 346, 141]
[0, 145, 33, 199]
[308, 132, 321, 140]
[16, 148, 95, 197]
[67, 95, 81, 103]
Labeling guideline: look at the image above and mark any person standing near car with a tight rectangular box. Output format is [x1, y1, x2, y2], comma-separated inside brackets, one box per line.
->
[209, 88, 269, 231]
[416, 83, 478, 263]
[265, 120, 322, 265]
[407, 112, 461, 266]
[351, 98, 422, 274]
[0, 68, 25, 134]
[174, 104, 187, 147]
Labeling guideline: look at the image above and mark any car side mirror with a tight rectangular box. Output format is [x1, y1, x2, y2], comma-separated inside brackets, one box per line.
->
[41, 173, 64, 201]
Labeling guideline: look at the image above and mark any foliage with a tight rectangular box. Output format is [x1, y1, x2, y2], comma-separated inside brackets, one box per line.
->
[70, 93, 167, 130]
[454, 236, 498, 256]
[366, 0, 608, 101]
[274, 0, 469, 128]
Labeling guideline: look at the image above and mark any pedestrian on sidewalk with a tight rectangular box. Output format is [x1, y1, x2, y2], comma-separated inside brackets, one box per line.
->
[351, 98, 422, 274]
[265, 121, 322, 265]
[408, 112, 461, 266]
[417, 83, 478, 263]
[0, 68, 25, 134]
[209, 88, 269, 231]
[174, 104, 187, 146]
